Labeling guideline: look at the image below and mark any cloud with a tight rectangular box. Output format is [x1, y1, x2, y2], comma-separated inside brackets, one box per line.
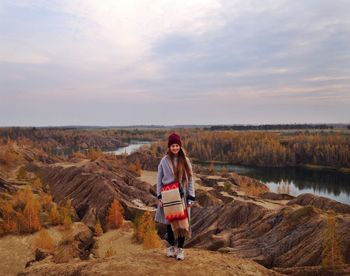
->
[0, 0, 349, 125]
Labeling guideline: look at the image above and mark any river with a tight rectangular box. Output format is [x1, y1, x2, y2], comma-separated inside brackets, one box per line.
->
[197, 162, 350, 205]
[106, 141, 350, 205]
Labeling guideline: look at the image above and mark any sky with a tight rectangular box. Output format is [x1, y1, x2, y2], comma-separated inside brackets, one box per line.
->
[0, 0, 349, 126]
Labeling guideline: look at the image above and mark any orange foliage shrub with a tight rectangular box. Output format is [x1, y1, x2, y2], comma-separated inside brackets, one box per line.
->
[0, 145, 18, 169]
[128, 162, 141, 176]
[133, 211, 162, 249]
[34, 228, 55, 252]
[143, 228, 162, 249]
[70, 151, 86, 159]
[105, 247, 116, 257]
[41, 193, 53, 212]
[106, 199, 124, 230]
[0, 201, 17, 235]
[87, 147, 104, 161]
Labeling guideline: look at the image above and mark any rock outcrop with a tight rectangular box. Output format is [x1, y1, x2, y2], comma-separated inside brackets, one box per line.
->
[187, 201, 350, 269]
[41, 157, 157, 231]
[287, 193, 350, 214]
[127, 150, 160, 171]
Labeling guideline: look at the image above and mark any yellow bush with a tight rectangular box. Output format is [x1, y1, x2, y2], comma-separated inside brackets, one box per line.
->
[143, 228, 162, 249]
[33, 228, 55, 252]
[105, 247, 116, 257]
[133, 211, 162, 249]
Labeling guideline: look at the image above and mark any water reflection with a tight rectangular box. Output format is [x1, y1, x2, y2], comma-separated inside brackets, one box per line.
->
[197, 162, 350, 205]
[104, 140, 151, 155]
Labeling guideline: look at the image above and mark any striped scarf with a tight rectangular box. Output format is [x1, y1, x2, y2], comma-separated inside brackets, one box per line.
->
[161, 181, 191, 239]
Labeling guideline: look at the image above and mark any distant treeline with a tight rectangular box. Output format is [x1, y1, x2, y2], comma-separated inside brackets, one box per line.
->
[0, 127, 166, 153]
[206, 124, 335, 131]
[151, 131, 350, 169]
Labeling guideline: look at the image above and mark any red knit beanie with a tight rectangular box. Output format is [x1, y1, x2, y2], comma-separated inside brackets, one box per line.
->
[168, 133, 182, 147]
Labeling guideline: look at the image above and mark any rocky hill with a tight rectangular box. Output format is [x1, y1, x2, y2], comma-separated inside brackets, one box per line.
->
[1, 146, 350, 275]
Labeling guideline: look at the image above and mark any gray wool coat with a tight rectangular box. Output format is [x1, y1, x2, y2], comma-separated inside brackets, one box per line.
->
[154, 154, 195, 225]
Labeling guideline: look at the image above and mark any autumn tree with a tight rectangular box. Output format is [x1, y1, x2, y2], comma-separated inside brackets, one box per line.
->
[23, 193, 41, 233]
[12, 188, 33, 211]
[106, 199, 124, 229]
[0, 201, 17, 235]
[41, 193, 53, 212]
[48, 205, 60, 226]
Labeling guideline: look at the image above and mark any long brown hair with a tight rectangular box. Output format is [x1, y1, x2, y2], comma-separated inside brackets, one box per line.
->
[167, 147, 192, 188]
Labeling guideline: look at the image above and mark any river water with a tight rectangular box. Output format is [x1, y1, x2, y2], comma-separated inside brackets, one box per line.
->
[106, 142, 350, 205]
[197, 162, 350, 205]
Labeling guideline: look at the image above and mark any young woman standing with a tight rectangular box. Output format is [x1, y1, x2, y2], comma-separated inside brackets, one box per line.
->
[155, 133, 195, 260]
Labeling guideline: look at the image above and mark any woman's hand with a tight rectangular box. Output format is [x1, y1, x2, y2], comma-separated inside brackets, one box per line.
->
[187, 200, 194, 208]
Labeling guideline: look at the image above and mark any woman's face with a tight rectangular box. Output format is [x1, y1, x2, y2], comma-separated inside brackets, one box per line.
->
[170, 143, 180, 155]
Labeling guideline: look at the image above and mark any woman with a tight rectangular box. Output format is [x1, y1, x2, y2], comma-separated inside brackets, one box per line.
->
[155, 132, 195, 260]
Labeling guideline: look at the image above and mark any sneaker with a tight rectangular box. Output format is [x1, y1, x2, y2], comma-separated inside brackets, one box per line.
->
[176, 248, 185, 260]
[166, 246, 176, 257]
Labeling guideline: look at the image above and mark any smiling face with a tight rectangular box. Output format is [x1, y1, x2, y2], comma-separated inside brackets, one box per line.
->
[169, 143, 180, 155]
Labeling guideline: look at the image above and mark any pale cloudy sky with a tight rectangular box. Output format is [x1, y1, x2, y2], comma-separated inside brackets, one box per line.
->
[0, 0, 349, 126]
